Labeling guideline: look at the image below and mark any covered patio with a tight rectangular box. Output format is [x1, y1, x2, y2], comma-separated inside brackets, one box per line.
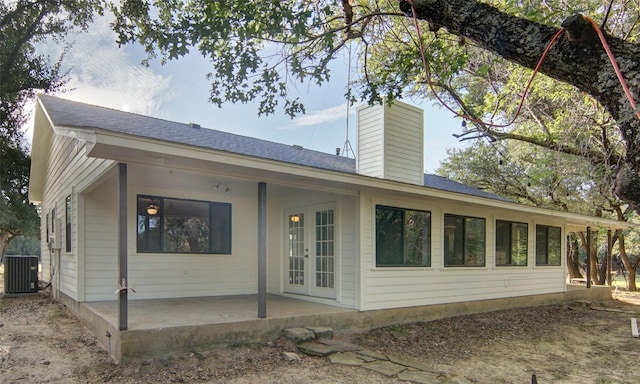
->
[83, 294, 355, 330]
[74, 294, 358, 362]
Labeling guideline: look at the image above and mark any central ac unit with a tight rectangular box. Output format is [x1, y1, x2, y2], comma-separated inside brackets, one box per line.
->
[3, 255, 39, 296]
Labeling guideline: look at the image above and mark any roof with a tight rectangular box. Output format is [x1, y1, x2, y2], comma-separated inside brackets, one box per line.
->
[37, 95, 509, 202]
[38, 95, 355, 174]
[423, 174, 512, 202]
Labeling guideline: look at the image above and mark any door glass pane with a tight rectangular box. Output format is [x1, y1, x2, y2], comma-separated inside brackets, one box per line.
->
[288, 213, 304, 285]
[315, 209, 335, 288]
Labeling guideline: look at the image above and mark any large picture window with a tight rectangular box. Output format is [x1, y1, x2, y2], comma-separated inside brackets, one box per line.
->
[137, 195, 232, 254]
[496, 220, 528, 266]
[376, 205, 431, 267]
[444, 214, 486, 267]
[536, 224, 561, 266]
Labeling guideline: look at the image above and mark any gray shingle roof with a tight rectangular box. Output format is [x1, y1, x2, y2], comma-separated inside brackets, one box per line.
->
[39, 95, 355, 173]
[39, 95, 509, 202]
[423, 174, 512, 202]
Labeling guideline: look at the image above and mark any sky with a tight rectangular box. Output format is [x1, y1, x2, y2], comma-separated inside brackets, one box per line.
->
[32, 15, 466, 174]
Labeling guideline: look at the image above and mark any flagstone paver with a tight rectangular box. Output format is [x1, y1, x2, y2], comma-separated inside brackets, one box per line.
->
[362, 360, 408, 376]
[328, 352, 365, 366]
[397, 370, 443, 384]
[297, 342, 341, 357]
[353, 353, 378, 363]
[355, 349, 388, 361]
[283, 328, 315, 343]
[284, 325, 472, 383]
[307, 326, 334, 339]
[387, 355, 441, 373]
[446, 374, 474, 384]
[317, 338, 362, 351]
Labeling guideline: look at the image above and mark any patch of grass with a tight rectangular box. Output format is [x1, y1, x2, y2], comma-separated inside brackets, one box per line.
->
[190, 351, 207, 361]
[552, 371, 569, 380]
[385, 324, 409, 334]
[590, 341, 618, 355]
[595, 377, 624, 384]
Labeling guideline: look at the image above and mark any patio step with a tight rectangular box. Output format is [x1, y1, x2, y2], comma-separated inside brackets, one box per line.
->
[283, 326, 334, 344]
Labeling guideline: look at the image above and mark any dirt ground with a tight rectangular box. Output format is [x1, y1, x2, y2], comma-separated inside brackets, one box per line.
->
[1, 284, 639, 384]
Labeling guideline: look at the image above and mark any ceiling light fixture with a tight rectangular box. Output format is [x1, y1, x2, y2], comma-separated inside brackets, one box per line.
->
[214, 181, 231, 194]
[146, 203, 159, 216]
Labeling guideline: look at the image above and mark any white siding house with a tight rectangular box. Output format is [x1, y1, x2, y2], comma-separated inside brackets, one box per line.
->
[28, 96, 624, 360]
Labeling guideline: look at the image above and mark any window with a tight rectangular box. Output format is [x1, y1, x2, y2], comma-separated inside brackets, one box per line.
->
[536, 225, 561, 266]
[444, 214, 485, 267]
[46, 213, 50, 241]
[136, 195, 232, 254]
[496, 220, 528, 266]
[376, 205, 431, 267]
[65, 195, 71, 252]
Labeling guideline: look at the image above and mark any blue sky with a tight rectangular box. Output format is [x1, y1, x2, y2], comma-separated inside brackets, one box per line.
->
[34, 15, 465, 173]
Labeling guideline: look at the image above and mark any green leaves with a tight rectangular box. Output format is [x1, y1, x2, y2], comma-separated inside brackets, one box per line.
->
[1, 0, 100, 254]
[108, 1, 398, 116]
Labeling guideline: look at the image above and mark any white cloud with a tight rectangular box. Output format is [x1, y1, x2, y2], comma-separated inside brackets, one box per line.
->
[290, 103, 354, 127]
[23, 14, 175, 144]
[58, 15, 174, 117]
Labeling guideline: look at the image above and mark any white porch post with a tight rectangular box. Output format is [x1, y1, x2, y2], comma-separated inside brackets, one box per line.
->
[117, 163, 128, 330]
[258, 182, 267, 318]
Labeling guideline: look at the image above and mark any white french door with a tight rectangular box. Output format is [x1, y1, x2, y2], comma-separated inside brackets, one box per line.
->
[284, 204, 336, 299]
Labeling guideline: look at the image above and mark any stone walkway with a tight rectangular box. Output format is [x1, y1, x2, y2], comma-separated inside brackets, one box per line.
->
[284, 327, 473, 384]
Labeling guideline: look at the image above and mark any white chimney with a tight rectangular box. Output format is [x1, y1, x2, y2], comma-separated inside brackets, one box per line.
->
[356, 100, 424, 186]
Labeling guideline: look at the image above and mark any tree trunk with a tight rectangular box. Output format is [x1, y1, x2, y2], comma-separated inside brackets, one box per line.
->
[589, 232, 601, 285]
[597, 254, 608, 285]
[399, 0, 640, 211]
[566, 233, 582, 279]
[617, 233, 638, 291]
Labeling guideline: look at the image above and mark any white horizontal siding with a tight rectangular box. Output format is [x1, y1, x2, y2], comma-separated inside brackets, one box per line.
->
[359, 194, 568, 311]
[84, 181, 117, 301]
[40, 133, 115, 301]
[357, 104, 384, 178]
[356, 101, 424, 185]
[338, 198, 357, 307]
[83, 165, 263, 301]
[382, 102, 423, 185]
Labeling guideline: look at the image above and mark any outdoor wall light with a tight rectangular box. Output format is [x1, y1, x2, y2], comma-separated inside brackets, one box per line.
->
[214, 181, 231, 194]
[290, 215, 300, 223]
[146, 203, 159, 216]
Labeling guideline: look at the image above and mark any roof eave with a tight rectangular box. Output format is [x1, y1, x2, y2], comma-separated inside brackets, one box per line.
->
[52, 125, 628, 231]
